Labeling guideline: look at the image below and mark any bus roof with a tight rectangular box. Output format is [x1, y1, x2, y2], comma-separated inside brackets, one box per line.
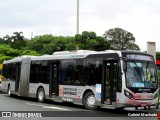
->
[121, 50, 153, 56]
[3, 50, 153, 64]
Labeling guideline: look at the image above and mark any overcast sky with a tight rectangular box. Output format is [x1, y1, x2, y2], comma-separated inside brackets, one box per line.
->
[0, 0, 160, 51]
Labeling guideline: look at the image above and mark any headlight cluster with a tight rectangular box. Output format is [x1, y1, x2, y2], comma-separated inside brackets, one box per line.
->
[124, 89, 134, 100]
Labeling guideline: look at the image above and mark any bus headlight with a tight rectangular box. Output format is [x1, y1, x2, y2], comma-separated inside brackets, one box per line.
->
[153, 93, 158, 99]
[124, 90, 134, 100]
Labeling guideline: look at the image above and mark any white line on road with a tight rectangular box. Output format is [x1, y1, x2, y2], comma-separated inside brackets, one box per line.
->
[26, 103, 71, 111]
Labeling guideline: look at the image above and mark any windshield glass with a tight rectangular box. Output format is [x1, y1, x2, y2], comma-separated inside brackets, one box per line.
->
[126, 61, 157, 88]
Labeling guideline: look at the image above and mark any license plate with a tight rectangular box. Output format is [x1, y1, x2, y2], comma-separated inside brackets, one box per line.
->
[141, 103, 147, 107]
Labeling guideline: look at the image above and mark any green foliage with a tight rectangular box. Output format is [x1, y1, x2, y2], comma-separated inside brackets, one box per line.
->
[3, 35, 12, 43]
[12, 32, 25, 41]
[20, 50, 41, 56]
[75, 31, 110, 51]
[0, 45, 20, 63]
[0, 45, 20, 57]
[156, 52, 160, 59]
[158, 70, 160, 84]
[26, 35, 76, 55]
[10, 40, 27, 50]
[104, 28, 140, 50]
[0, 54, 12, 63]
[0, 44, 40, 63]
[0, 37, 4, 44]
[1, 32, 27, 50]
[0, 29, 141, 63]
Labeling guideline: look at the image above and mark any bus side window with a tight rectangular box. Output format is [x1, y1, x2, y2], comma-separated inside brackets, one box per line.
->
[75, 59, 85, 85]
[10, 63, 16, 81]
[60, 60, 75, 85]
[86, 58, 102, 85]
[30, 61, 39, 83]
[39, 61, 49, 84]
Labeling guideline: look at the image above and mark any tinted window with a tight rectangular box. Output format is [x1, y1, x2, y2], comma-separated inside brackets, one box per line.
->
[39, 61, 49, 84]
[2, 62, 21, 81]
[60, 60, 75, 85]
[75, 59, 85, 85]
[30, 61, 39, 83]
[86, 58, 102, 85]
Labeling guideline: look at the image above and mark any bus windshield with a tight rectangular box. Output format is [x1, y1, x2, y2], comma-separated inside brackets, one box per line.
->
[126, 61, 157, 88]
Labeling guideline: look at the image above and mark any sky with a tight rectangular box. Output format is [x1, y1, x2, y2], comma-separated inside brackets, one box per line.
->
[0, 0, 160, 51]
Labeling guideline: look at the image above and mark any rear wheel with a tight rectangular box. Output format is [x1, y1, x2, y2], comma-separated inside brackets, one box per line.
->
[37, 88, 45, 103]
[83, 92, 97, 110]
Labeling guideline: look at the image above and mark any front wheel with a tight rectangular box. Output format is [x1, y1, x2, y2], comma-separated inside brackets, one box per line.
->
[37, 88, 45, 103]
[83, 92, 97, 110]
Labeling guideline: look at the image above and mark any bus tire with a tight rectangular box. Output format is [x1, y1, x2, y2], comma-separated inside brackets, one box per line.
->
[7, 85, 12, 97]
[116, 107, 125, 110]
[37, 87, 45, 103]
[156, 105, 159, 109]
[83, 92, 97, 110]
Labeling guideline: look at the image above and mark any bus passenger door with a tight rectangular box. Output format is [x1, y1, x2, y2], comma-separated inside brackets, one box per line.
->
[49, 63, 59, 97]
[103, 60, 118, 105]
[15, 62, 21, 92]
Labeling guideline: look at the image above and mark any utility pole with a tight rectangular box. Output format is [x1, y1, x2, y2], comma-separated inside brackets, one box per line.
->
[77, 0, 79, 34]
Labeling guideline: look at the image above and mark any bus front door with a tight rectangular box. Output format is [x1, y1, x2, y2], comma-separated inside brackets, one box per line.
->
[103, 60, 118, 105]
[49, 63, 59, 97]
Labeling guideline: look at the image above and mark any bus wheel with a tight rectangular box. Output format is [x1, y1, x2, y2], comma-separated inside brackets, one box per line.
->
[156, 105, 159, 109]
[7, 85, 12, 97]
[37, 88, 45, 103]
[83, 92, 97, 110]
[116, 107, 125, 110]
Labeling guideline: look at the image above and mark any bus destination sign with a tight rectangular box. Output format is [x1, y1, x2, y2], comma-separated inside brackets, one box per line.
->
[126, 54, 153, 61]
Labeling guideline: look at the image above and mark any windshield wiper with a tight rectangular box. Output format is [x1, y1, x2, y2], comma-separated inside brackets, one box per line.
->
[130, 60, 142, 80]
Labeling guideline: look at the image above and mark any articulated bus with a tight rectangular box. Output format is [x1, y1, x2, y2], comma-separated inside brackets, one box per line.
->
[1, 50, 159, 110]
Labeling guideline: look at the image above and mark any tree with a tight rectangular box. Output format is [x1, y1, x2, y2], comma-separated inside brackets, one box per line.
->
[104, 28, 140, 50]
[3, 35, 12, 43]
[156, 52, 160, 59]
[2, 32, 27, 50]
[26, 34, 76, 55]
[10, 32, 27, 49]
[20, 50, 41, 56]
[0, 44, 40, 63]
[12, 32, 25, 41]
[0, 37, 4, 44]
[75, 31, 110, 51]
[0, 45, 20, 63]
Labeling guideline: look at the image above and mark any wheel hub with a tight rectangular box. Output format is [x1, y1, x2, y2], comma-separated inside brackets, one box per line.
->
[87, 95, 95, 107]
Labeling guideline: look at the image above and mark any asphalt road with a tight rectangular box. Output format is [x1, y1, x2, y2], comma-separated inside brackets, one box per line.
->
[0, 93, 159, 120]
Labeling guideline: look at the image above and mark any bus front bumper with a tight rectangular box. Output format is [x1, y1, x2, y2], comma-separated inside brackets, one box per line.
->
[122, 98, 158, 107]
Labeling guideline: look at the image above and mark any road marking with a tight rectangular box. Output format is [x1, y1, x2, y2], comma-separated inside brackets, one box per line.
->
[26, 103, 71, 111]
